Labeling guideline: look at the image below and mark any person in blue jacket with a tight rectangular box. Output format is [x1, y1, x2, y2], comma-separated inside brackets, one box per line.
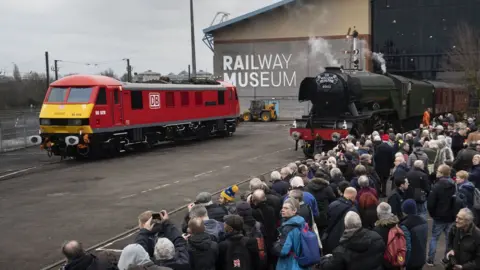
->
[273, 198, 310, 270]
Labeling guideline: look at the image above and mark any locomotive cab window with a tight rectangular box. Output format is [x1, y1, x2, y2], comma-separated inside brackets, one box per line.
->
[131, 91, 143, 110]
[68, 87, 94, 103]
[114, 89, 120, 104]
[96, 87, 107, 105]
[217, 90, 225, 105]
[47, 87, 68, 102]
[166, 92, 175, 108]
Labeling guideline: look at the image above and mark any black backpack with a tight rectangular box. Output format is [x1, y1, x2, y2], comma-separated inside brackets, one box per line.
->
[226, 237, 252, 270]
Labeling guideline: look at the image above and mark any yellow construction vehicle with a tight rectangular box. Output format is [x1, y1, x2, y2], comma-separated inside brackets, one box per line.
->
[242, 100, 278, 122]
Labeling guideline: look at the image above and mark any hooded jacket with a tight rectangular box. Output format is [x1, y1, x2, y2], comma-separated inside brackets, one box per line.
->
[468, 164, 480, 189]
[458, 181, 476, 209]
[320, 228, 385, 270]
[118, 244, 159, 270]
[373, 215, 402, 270]
[305, 178, 336, 229]
[427, 177, 457, 222]
[187, 232, 218, 270]
[273, 215, 309, 270]
[406, 148, 429, 170]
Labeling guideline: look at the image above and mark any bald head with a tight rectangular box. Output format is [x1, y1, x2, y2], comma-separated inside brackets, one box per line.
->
[252, 189, 266, 204]
[62, 240, 85, 261]
[188, 217, 205, 234]
[413, 159, 424, 169]
[343, 187, 357, 201]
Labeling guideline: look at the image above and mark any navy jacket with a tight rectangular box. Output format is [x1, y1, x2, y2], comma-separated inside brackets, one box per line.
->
[400, 215, 428, 269]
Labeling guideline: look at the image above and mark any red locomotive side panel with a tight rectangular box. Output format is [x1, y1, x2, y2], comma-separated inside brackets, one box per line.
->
[290, 128, 350, 141]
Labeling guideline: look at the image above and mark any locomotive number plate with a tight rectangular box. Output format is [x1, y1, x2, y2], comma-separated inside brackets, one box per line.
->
[149, 93, 161, 109]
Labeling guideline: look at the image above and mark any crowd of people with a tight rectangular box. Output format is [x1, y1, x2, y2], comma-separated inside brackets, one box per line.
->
[60, 114, 480, 270]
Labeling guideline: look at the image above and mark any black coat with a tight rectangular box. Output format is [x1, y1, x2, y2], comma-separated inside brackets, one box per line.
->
[374, 143, 395, 178]
[206, 203, 229, 223]
[63, 252, 119, 270]
[216, 234, 260, 270]
[427, 177, 457, 223]
[251, 201, 277, 252]
[187, 233, 218, 270]
[392, 163, 409, 182]
[451, 133, 466, 157]
[405, 167, 430, 203]
[359, 204, 378, 230]
[447, 224, 480, 269]
[453, 147, 479, 172]
[320, 228, 385, 270]
[400, 215, 428, 269]
[322, 197, 358, 254]
[468, 165, 480, 189]
[271, 180, 289, 197]
[265, 189, 282, 223]
[388, 189, 406, 220]
[305, 178, 336, 230]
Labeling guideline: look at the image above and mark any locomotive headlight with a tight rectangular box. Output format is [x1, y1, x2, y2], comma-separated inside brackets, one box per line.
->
[68, 119, 82, 126]
[40, 119, 50, 125]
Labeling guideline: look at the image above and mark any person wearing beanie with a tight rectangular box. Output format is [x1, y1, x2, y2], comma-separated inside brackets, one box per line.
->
[217, 214, 261, 270]
[400, 199, 428, 270]
[219, 185, 239, 215]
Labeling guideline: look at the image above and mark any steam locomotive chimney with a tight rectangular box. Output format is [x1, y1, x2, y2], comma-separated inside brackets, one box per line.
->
[352, 28, 359, 70]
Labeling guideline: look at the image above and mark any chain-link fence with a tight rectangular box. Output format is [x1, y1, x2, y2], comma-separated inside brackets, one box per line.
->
[0, 109, 41, 152]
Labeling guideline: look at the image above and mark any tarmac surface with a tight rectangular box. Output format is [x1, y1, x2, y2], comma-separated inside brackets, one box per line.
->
[0, 122, 303, 269]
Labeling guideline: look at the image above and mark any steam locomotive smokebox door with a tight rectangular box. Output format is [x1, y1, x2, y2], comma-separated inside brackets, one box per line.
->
[313, 72, 346, 117]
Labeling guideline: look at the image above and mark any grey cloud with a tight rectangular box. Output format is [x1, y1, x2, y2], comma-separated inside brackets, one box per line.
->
[0, 0, 281, 76]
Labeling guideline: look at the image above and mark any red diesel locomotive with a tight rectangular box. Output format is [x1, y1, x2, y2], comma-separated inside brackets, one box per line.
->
[31, 75, 240, 158]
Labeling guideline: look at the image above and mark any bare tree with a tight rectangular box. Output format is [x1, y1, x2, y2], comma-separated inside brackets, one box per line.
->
[13, 63, 21, 82]
[99, 68, 118, 79]
[120, 73, 128, 82]
[442, 22, 480, 93]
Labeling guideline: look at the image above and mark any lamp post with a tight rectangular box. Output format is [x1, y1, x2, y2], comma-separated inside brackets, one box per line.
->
[190, 0, 197, 78]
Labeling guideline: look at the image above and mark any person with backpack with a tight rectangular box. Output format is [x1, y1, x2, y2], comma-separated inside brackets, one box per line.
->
[235, 201, 268, 270]
[399, 200, 428, 270]
[455, 170, 480, 227]
[373, 202, 412, 270]
[320, 211, 385, 270]
[426, 164, 458, 266]
[273, 198, 321, 270]
[216, 214, 260, 270]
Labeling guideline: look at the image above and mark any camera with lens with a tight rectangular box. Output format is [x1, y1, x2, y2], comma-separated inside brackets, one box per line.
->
[441, 255, 457, 269]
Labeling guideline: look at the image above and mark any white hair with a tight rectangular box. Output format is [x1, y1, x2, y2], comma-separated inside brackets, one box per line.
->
[330, 167, 342, 178]
[395, 155, 405, 163]
[344, 211, 362, 230]
[373, 135, 381, 142]
[280, 167, 292, 177]
[249, 178, 263, 191]
[395, 152, 404, 158]
[154, 238, 175, 261]
[459, 208, 475, 223]
[413, 159, 424, 169]
[327, 157, 337, 165]
[270, 171, 281, 181]
[288, 163, 297, 173]
[421, 129, 430, 137]
[358, 175, 370, 188]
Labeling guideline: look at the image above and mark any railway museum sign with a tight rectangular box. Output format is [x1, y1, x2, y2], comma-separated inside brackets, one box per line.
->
[222, 54, 297, 88]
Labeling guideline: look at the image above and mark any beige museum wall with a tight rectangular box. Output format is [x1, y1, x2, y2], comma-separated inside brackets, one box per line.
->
[212, 0, 371, 41]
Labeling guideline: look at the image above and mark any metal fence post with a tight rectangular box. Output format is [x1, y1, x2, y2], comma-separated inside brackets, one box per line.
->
[0, 125, 3, 152]
[23, 112, 27, 148]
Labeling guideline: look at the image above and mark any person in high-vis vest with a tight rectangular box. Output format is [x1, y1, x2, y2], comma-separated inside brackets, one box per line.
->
[422, 108, 432, 127]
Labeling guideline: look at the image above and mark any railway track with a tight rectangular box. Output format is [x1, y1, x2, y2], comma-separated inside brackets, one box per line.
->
[39, 165, 287, 270]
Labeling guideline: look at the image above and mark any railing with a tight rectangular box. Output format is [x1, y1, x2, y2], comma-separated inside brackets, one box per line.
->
[0, 110, 41, 152]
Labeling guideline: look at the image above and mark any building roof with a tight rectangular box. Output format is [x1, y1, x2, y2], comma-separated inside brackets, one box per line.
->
[203, 0, 296, 34]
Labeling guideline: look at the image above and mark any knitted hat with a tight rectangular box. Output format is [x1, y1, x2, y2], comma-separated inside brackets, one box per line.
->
[224, 214, 244, 231]
[221, 185, 239, 201]
[236, 201, 252, 217]
[402, 199, 417, 215]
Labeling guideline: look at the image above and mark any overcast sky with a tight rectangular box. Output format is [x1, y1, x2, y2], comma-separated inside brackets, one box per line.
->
[0, 0, 281, 77]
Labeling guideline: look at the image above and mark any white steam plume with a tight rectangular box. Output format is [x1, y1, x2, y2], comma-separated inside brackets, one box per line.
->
[308, 37, 340, 73]
[371, 52, 387, 74]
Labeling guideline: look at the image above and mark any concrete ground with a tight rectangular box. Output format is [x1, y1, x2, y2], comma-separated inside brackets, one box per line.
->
[0, 122, 303, 270]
